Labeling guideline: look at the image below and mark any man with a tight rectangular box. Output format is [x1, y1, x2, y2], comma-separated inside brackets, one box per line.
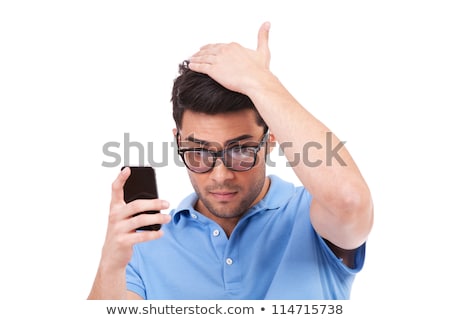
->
[88, 22, 373, 299]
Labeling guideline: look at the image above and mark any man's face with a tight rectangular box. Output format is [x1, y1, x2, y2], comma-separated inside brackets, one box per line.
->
[176, 109, 271, 222]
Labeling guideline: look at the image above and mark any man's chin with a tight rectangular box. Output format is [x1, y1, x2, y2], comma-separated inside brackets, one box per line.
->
[204, 203, 245, 220]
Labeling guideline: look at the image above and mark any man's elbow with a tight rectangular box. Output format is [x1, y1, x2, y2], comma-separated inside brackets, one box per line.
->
[336, 183, 374, 246]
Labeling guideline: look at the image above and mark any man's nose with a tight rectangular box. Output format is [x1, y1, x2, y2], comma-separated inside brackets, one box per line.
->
[209, 157, 234, 182]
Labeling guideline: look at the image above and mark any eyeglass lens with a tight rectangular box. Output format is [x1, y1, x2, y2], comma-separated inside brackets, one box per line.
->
[183, 147, 257, 173]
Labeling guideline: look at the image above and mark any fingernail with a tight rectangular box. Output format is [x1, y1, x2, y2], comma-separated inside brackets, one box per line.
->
[161, 200, 170, 208]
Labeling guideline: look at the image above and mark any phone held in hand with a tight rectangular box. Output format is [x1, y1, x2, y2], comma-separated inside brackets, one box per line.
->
[121, 166, 161, 231]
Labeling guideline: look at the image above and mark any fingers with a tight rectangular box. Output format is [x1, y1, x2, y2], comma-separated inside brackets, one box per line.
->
[101, 170, 172, 272]
[109, 206, 171, 237]
[128, 212, 171, 232]
[110, 197, 170, 224]
[109, 167, 171, 230]
[189, 53, 215, 67]
[128, 228, 165, 243]
[125, 199, 170, 219]
[112, 212, 171, 236]
[198, 43, 221, 52]
[189, 21, 271, 73]
[189, 44, 224, 66]
[110, 166, 130, 206]
[257, 21, 271, 67]
[100, 212, 170, 271]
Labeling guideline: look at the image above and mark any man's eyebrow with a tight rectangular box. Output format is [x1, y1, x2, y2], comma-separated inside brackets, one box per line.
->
[225, 134, 255, 145]
[185, 134, 255, 146]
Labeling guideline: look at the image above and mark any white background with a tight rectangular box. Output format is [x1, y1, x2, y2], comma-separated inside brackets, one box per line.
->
[1, 0, 449, 318]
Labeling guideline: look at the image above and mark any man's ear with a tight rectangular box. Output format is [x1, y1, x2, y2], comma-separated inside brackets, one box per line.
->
[268, 132, 276, 154]
[264, 132, 276, 161]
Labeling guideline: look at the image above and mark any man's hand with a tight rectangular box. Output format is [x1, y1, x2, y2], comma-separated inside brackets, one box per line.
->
[188, 21, 272, 94]
[88, 167, 171, 299]
[101, 167, 171, 271]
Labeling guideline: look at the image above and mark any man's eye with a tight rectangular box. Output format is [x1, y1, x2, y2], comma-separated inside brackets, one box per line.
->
[230, 146, 256, 157]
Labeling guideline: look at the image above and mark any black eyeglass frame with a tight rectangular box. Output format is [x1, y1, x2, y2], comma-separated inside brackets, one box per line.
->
[176, 129, 270, 173]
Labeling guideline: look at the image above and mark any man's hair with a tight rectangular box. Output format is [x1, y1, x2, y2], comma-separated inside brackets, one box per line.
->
[171, 60, 268, 131]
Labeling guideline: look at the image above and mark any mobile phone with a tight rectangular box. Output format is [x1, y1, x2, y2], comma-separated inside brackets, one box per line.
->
[121, 166, 161, 231]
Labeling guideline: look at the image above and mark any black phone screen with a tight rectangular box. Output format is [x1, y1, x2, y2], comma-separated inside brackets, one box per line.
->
[121, 166, 161, 231]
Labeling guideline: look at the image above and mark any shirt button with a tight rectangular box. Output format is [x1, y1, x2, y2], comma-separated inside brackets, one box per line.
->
[226, 258, 233, 265]
[190, 213, 197, 219]
[212, 229, 220, 237]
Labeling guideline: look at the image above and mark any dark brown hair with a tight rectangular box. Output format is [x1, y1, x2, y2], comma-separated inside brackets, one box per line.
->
[171, 61, 268, 131]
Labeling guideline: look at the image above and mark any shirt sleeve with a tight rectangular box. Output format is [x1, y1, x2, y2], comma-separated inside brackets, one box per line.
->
[316, 233, 366, 274]
[126, 248, 147, 299]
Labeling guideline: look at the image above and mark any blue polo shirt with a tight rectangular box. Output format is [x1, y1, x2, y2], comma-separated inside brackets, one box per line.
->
[126, 175, 365, 299]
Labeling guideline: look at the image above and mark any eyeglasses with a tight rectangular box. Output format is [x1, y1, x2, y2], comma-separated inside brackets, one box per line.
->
[177, 130, 269, 173]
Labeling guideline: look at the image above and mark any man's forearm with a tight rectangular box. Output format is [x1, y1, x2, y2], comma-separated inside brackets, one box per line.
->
[87, 265, 128, 300]
[247, 73, 369, 215]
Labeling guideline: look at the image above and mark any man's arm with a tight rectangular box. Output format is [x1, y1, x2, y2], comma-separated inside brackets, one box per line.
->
[87, 168, 171, 299]
[188, 22, 373, 251]
[242, 63, 373, 251]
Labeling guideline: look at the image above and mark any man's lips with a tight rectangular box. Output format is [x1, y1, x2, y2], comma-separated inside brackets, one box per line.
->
[209, 191, 238, 201]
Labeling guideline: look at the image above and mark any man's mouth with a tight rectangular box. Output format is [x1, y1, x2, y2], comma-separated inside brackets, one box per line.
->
[209, 191, 238, 201]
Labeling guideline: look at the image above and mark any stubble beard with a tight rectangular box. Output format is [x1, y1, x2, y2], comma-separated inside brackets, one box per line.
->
[191, 175, 266, 220]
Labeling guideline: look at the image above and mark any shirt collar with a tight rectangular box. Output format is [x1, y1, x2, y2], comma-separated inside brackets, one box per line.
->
[171, 175, 297, 224]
